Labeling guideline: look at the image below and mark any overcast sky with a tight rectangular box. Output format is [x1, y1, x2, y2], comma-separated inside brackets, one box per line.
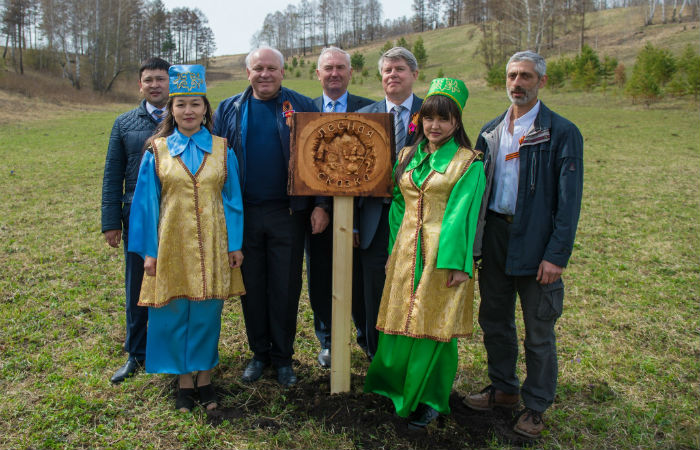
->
[159, 0, 414, 57]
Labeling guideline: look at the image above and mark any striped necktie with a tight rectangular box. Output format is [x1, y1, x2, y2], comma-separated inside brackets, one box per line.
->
[153, 109, 164, 123]
[392, 105, 406, 154]
[328, 100, 337, 112]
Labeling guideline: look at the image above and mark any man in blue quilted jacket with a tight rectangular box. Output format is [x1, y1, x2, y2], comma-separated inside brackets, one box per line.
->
[101, 57, 170, 384]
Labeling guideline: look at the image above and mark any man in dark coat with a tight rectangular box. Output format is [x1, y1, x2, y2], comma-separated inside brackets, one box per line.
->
[213, 46, 327, 386]
[101, 57, 170, 383]
[308, 46, 374, 368]
[356, 47, 423, 360]
[464, 51, 584, 439]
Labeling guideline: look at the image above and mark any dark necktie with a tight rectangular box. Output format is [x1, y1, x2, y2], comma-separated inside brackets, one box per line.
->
[153, 109, 164, 123]
[392, 105, 406, 154]
[328, 100, 337, 112]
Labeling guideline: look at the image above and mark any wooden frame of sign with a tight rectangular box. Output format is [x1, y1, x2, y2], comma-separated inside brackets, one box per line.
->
[289, 112, 393, 393]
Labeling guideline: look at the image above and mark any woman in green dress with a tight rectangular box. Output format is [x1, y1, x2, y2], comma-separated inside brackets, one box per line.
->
[364, 78, 485, 428]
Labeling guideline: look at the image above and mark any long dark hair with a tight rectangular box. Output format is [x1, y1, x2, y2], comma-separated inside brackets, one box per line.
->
[145, 95, 213, 152]
[395, 94, 472, 184]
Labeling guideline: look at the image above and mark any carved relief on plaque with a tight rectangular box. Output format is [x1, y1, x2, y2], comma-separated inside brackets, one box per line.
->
[289, 112, 393, 197]
[313, 119, 379, 187]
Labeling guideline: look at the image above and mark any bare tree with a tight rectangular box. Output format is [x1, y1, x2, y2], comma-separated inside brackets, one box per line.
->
[412, 0, 427, 32]
[645, 0, 657, 24]
[317, 0, 332, 47]
[444, 0, 463, 26]
[426, 0, 441, 29]
[366, 0, 382, 41]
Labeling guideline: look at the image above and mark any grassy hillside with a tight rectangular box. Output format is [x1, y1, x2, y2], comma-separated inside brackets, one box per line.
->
[1, 6, 697, 126]
[210, 6, 699, 91]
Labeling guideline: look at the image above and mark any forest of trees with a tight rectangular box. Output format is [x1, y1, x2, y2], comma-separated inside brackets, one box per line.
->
[252, 0, 699, 67]
[251, 0, 405, 57]
[1, 0, 216, 92]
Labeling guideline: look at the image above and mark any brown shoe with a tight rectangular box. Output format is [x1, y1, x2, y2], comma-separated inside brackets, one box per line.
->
[513, 408, 545, 438]
[463, 385, 520, 411]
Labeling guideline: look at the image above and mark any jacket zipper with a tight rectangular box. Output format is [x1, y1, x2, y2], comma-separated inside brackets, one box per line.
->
[530, 152, 536, 194]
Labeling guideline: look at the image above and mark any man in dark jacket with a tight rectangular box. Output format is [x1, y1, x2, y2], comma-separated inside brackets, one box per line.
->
[309, 46, 374, 368]
[101, 57, 170, 383]
[356, 47, 423, 360]
[213, 46, 327, 387]
[464, 51, 583, 439]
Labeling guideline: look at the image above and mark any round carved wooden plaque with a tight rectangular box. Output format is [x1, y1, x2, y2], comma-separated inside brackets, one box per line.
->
[290, 112, 393, 197]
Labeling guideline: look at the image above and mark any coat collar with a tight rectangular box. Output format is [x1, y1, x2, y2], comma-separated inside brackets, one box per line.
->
[166, 127, 212, 157]
[405, 137, 459, 174]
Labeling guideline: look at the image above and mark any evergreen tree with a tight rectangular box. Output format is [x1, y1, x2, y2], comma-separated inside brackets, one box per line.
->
[635, 42, 676, 86]
[413, 36, 428, 68]
[600, 55, 618, 92]
[485, 62, 506, 90]
[381, 41, 393, 54]
[668, 45, 700, 99]
[625, 70, 661, 105]
[571, 45, 601, 90]
[546, 60, 566, 91]
[351, 51, 365, 71]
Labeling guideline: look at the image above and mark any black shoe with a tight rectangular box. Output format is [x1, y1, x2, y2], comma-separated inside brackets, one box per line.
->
[175, 387, 195, 412]
[360, 345, 372, 362]
[241, 359, 268, 383]
[197, 383, 217, 410]
[277, 365, 297, 387]
[317, 349, 331, 368]
[408, 404, 440, 430]
[110, 358, 144, 384]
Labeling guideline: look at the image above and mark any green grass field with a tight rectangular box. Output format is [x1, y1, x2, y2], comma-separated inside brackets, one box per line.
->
[1, 75, 698, 449]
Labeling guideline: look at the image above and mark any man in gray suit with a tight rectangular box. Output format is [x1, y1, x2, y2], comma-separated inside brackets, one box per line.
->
[356, 47, 423, 359]
[309, 46, 374, 368]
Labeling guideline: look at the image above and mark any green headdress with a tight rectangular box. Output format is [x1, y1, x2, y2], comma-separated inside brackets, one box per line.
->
[425, 77, 469, 111]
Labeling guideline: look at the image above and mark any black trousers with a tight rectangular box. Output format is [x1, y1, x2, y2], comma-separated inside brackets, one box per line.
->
[357, 203, 390, 358]
[122, 228, 147, 361]
[478, 212, 564, 412]
[240, 202, 309, 368]
[305, 219, 367, 350]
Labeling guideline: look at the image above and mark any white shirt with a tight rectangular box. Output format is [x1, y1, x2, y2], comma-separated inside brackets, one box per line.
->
[385, 95, 414, 133]
[145, 102, 165, 122]
[322, 91, 349, 113]
[489, 100, 541, 215]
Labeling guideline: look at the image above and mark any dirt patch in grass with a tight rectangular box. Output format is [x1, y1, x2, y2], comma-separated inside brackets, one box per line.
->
[206, 370, 532, 450]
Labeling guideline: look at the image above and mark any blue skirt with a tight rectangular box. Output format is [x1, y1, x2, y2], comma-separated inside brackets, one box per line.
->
[145, 298, 224, 375]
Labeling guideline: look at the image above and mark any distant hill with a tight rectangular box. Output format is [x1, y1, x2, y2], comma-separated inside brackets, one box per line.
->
[210, 6, 699, 86]
[1, 5, 697, 121]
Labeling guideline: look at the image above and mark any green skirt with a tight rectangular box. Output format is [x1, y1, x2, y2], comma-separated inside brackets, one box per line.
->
[363, 332, 458, 418]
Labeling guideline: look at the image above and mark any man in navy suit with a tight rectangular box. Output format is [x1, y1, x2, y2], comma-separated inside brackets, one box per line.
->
[356, 47, 423, 359]
[309, 46, 374, 368]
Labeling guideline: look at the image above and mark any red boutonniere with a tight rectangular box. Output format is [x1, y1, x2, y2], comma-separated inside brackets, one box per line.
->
[283, 100, 295, 127]
[408, 112, 419, 134]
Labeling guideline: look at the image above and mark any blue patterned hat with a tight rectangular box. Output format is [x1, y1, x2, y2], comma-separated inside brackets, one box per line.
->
[169, 64, 206, 97]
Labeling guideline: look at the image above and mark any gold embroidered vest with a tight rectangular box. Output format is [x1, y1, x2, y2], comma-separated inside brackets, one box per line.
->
[138, 135, 245, 307]
[377, 146, 479, 341]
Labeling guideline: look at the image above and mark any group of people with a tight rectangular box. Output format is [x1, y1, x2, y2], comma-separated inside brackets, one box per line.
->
[101, 45, 583, 439]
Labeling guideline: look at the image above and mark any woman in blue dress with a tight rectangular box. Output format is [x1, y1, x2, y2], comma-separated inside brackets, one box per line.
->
[129, 65, 245, 412]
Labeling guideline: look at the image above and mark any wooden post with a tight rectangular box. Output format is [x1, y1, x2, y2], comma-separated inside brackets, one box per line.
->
[288, 112, 393, 394]
[330, 196, 353, 394]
